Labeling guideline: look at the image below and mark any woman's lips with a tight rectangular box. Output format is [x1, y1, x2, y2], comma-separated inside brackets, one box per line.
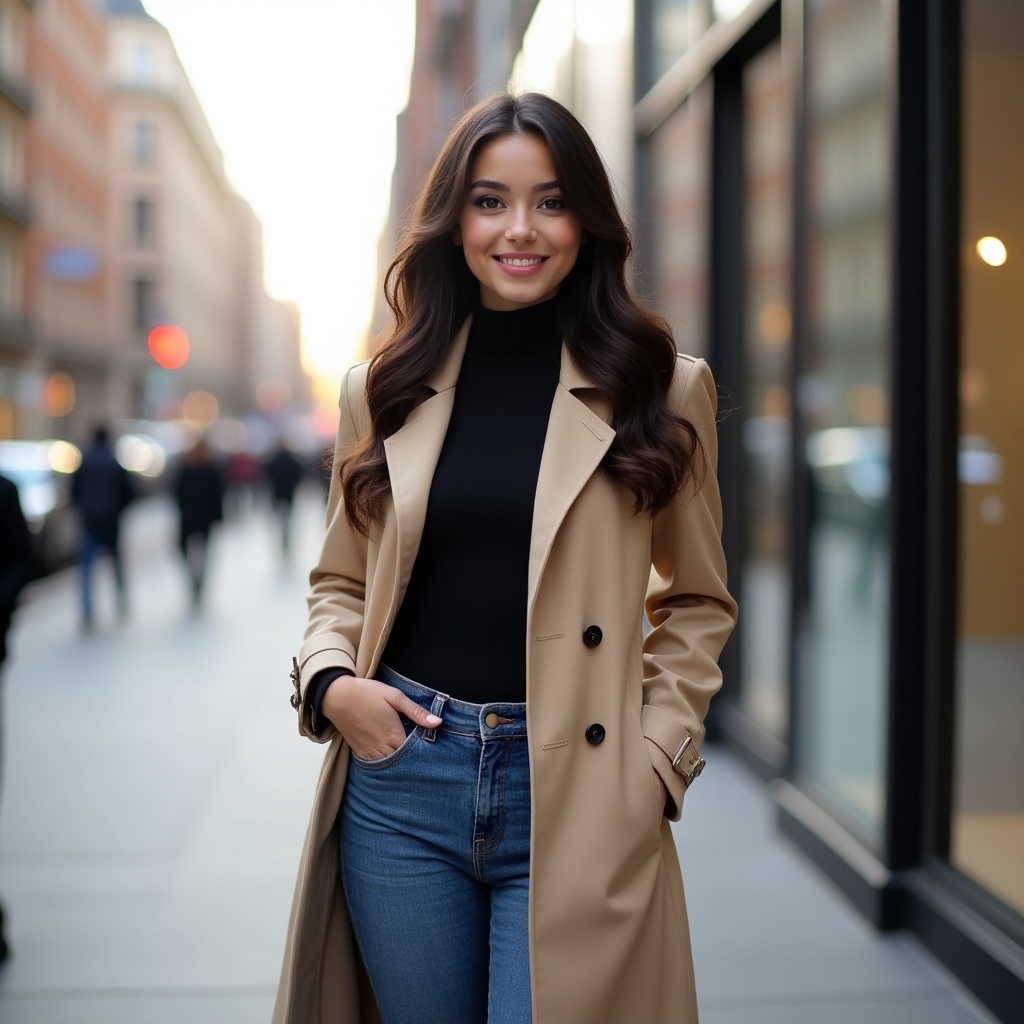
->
[493, 254, 548, 277]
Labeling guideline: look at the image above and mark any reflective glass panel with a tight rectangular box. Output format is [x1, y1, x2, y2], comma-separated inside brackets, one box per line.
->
[713, 0, 757, 21]
[650, 81, 712, 357]
[795, 0, 891, 840]
[739, 40, 792, 739]
[950, 0, 1024, 919]
[650, 0, 706, 84]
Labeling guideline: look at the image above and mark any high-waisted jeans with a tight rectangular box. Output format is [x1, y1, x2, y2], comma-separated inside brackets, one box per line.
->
[339, 664, 532, 1024]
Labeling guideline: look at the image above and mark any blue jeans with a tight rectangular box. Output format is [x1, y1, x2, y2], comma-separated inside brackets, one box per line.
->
[79, 530, 125, 623]
[340, 664, 531, 1024]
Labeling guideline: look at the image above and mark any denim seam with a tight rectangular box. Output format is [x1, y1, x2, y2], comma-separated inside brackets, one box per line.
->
[472, 739, 488, 881]
[473, 738, 516, 879]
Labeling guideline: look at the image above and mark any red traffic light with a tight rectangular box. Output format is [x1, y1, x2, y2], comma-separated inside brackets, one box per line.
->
[148, 325, 190, 369]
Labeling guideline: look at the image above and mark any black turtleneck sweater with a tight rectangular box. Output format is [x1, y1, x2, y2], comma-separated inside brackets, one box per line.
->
[379, 298, 562, 704]
[307, 298, 563, 719]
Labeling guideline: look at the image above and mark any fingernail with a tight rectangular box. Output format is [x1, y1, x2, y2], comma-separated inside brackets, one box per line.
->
[426, 714, 442, 725]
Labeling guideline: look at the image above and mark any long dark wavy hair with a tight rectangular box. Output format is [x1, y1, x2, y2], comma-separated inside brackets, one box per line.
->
[340, 91, 703, 533]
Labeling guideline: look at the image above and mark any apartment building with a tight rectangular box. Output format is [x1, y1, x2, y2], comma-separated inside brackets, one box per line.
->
[23, 0, 113, 440]
[102, 0, 246, 420]
[0, 0, 31, 438]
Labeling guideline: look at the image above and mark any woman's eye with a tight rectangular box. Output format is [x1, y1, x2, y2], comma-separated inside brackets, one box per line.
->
[539, 196, 566, 210]
[473, 195, 503, 209]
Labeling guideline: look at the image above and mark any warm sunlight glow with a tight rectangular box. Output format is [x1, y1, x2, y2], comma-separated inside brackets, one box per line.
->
[143, 1, 415, 395]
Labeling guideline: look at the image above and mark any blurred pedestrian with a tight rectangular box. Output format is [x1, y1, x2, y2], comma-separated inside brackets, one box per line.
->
[262, 439, 304, 558]
[224, 447, 259, 520]
[71, 425, 135, 630]
[172, 437, 224, 607]
[0, 471, 37, 960]
[274, 93, 736, 1024]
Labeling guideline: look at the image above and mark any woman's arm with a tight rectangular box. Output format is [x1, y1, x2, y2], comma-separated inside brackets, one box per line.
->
[642, 357, 738, 819]
[295, 364, 448, 752]
[294, 364, 371, 741]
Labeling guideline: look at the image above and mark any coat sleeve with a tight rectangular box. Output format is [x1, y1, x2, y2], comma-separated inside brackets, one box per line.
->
[294, 363, 371, 742]
[642, 356, 738, 820]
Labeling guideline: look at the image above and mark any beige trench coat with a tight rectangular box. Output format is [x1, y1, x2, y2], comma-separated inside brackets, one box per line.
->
[273, 319, 737, 1024]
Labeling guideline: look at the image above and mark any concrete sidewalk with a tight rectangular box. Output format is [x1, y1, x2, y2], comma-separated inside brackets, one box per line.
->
[0, 489, 997, 1023]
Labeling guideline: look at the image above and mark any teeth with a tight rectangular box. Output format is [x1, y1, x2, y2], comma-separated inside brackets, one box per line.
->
[499, 257, 544, 266]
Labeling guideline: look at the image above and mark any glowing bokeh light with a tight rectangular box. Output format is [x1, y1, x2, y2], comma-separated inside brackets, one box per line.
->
[48, 439, 82, 474]
[182, 390, 219, 428]
[43, 372, 76, 417]
[976, 236, 1007, 267]
[148, 325, 191, 369]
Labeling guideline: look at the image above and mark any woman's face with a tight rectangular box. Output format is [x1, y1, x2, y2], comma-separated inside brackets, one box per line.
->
[456, 132, 583, 311]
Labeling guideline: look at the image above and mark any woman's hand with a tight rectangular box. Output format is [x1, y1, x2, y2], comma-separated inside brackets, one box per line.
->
[322, 675, 442, 761]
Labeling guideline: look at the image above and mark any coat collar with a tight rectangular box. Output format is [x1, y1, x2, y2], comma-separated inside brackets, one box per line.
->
[383, 312, 615, 621]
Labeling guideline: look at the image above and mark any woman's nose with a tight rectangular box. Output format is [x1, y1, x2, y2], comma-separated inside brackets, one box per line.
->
[505, 208, 536, 241]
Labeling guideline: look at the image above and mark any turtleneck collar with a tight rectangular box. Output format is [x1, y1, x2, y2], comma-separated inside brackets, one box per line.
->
[468, 296, 563, 355]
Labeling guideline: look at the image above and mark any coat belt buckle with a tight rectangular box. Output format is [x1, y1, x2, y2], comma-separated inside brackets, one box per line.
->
[671, 735, 705, 787]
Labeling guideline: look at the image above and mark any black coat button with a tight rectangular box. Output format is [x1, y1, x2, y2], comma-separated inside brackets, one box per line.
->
[582, 625, 603, 648]
[585, 723, 606, 745]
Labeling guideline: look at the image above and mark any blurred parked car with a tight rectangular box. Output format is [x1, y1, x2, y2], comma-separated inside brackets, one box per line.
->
[0, 439, 81, 574]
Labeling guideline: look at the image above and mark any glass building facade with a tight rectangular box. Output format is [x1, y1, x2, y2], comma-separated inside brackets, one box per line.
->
[634, 0, 1024, 1017]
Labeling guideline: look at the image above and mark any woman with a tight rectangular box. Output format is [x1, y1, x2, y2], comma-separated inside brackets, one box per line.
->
[274, 92, 736, 1024]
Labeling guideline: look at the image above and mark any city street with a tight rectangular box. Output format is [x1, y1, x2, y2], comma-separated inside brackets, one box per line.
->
[0, 488, 997, 1023]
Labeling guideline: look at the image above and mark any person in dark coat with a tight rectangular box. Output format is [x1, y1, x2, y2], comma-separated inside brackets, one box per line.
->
[263, 440, 304, 559]
[71, 425, 135, 629]
[0, 471, 37, 960]
[173, 437, 224, 606]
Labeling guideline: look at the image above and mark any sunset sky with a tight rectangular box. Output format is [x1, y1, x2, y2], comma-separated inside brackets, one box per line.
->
[142, 0, 417, 396]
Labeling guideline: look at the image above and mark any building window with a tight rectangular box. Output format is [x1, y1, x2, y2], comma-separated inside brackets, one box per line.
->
[649, 81, 713, 356]
[129, 42, 156, 86]
[130, 276, 154, 333]
[712, 0, 757, 23]
[647, 0, 706, 87]
[131, 121, 156, 166]
[794, 0, 893, 842]
[950, 0, 1024, 919]
[132, 197, 154, 247]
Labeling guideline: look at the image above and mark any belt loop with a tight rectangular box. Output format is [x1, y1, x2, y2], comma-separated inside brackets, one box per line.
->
[423, 692, 449, 742]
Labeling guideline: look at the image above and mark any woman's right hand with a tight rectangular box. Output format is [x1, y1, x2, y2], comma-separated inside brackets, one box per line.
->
[321, 675, 442, 761]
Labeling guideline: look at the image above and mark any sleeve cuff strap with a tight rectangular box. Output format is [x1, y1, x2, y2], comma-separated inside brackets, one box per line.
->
[641, 704, 706, 788]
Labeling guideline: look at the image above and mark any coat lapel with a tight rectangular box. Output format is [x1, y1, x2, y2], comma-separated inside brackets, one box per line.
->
[528, 346, 615, 612]
[381, 319, 470, 619]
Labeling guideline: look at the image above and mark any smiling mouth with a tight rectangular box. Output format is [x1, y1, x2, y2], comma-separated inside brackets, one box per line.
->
[495, 256, 547, 267]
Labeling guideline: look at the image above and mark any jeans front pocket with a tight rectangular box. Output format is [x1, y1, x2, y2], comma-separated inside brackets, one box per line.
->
[349, 720, 422, 771]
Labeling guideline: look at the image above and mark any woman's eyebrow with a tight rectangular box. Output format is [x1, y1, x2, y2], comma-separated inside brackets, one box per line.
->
[468, 179, 561, 193]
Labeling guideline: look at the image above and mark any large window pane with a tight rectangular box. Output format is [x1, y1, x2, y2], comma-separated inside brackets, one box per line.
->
[648, 1, 707, 85]
[951, 0, 1024, 919]
[650, 81, 712, 357]
[740, 41, 792, 739]
[795, 0, 891, 840]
